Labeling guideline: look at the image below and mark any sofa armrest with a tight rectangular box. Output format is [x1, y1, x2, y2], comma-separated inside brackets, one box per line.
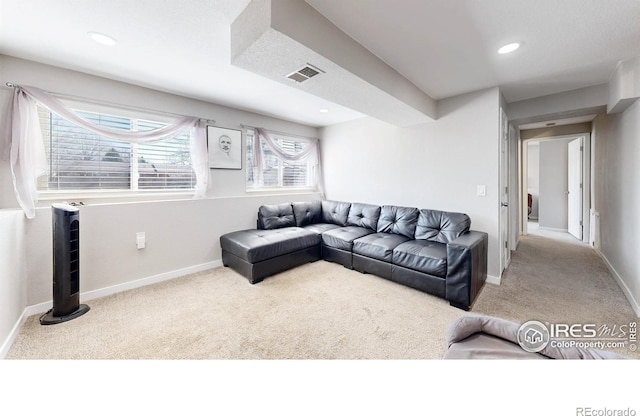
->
[445, 230, 488, 310]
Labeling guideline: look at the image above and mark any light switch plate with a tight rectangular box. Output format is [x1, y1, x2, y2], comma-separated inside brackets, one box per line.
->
[477, 185, 486, 197]
[136, 232, 146, 249]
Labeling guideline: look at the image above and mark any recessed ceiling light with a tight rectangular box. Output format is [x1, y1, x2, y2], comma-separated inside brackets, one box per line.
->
[498, 42, 520, 54]
[88, 32, 117, 46]
[319, 109, 329, 113]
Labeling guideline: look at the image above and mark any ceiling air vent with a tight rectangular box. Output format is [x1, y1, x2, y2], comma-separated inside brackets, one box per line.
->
[286, 64, 324, 83]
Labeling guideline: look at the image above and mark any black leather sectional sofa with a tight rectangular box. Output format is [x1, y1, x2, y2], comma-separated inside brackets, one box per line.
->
[220, 200, 488, 310]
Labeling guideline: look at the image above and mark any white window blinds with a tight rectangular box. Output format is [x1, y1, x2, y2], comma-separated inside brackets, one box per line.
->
[38, 108, 195, 191]
[246, 132, 311, 189]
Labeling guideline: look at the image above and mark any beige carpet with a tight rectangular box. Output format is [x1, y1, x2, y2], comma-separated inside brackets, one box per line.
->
[6, 234, 639, 359]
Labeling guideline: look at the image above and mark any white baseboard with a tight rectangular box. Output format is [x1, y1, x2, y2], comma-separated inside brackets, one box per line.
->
[1, 260, 222, 359]
[82, 260, 222, 303]
[0, 308, 32, 359]
[595, 250, 640, 317]
[486, 274, 501, 285]
[23, 260, 222, 318]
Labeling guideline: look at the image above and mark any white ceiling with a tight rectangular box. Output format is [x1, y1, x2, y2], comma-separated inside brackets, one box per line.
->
[308, 0, 640, 102]
[0, 0, 365, 126]
[1, 0, 639, 127]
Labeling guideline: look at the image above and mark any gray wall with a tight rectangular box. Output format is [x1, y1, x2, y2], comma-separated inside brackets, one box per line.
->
[320, 88, 501, 279]
[592, 100, 640, 314]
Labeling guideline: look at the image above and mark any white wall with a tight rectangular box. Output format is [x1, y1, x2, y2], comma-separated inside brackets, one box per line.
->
[527, 142, 540, 219]
[0, 211, 26, 357]
[0, 56, 322, 350]
[538, 138, 573, 230]
[320, 88, 501, 279]
[592, 99, 640, 314]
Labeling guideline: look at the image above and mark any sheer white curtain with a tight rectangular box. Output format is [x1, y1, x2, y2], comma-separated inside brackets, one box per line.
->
[2, 85, 208, 219]
[252, 127, 324, 196]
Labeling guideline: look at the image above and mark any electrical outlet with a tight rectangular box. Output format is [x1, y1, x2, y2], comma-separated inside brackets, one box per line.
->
[136, 232, 146, 249]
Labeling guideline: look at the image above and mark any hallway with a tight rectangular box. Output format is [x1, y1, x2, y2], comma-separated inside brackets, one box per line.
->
[472, 232, 639, 358]
[526, 220, 585, 245]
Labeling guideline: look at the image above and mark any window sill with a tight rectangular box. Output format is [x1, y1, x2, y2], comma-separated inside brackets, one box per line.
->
[37, 190, 196, 206]
[245, 187, 318, 195]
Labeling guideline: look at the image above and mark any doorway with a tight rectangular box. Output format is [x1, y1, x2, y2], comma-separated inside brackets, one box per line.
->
[522, 133, 591, 244]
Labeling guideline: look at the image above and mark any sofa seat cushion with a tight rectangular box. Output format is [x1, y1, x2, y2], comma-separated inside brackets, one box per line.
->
[220, 228, 320, 263]
[303, 223, 342, 234]
[393, 240, 447, 278]
[353, 232, 411, 262]
[322, 226, 376, 251]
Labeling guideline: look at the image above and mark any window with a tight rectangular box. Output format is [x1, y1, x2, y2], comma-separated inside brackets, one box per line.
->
[246, 131, 312, 189]
[37, 107, 195, 193]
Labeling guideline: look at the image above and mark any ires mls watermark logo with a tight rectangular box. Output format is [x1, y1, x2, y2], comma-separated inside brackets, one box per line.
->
[517, 320, 637, 353]
[517, 320, 550, 352]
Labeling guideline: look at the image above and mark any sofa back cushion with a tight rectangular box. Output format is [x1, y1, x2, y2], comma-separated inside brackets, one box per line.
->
[321, 200, 351, 226]
[346, 202, 381, 231]
[376, 205, 419, 238]
[292, 200, 322, 227]
[415, 209, 471, 243]
[258, 203, 295, 230]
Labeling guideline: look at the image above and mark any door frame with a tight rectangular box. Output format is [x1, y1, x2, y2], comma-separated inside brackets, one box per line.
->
[567, 137, 584, 240]
[519, 133, 591, 243]
[499, 108, 511, 274]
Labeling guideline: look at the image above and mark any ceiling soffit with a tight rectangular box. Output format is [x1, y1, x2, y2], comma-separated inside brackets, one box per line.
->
[231, 0, 437, 127]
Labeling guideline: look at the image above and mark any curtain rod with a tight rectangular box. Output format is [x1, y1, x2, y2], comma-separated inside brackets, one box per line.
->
[240, 124, 318, 141]
[4, 82, 215, 125]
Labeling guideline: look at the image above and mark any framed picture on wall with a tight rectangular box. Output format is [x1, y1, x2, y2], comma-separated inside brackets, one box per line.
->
[207, 126, 242, 169]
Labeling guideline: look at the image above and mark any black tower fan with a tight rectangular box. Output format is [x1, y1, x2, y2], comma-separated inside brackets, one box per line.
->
[40, 203, 90, 325]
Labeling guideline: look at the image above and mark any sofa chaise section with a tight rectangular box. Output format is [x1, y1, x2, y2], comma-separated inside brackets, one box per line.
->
[221, 203, 321, 284]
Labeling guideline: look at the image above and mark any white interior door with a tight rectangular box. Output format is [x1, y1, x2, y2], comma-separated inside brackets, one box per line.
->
[567, 138, 583, 240]
[500, 108, 510, 271]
